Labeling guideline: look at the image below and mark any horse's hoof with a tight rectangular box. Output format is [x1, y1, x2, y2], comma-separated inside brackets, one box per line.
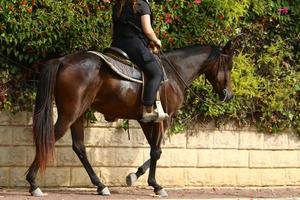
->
[31, 187, 44, 197]
[126, 173, 137, 186]
[98, 187, 111, 196]
[155, 188, 168, 197]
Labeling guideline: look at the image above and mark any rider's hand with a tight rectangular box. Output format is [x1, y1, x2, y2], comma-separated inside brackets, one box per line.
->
[154, 39, 162, 48]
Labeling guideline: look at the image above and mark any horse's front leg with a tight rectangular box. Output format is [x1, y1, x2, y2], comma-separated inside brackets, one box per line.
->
[140, 122, 168, 197]
[126, 159, 150, 186]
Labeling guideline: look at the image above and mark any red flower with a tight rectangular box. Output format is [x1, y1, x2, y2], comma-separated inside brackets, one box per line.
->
[194, 0, 201, 4]
[278, 7, 289, 15]
[21, 0, 27, 6]
[27, 7, 32, 13]
[165, 13, 172, 24]
[162, 32, 168, 38]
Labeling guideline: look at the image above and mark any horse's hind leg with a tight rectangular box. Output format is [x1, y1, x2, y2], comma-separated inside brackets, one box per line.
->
[26, 117, 71, 196]
[71, 115, 110, 196]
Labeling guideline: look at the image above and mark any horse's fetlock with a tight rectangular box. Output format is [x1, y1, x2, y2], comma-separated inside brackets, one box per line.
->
[148, 178, 157, 187]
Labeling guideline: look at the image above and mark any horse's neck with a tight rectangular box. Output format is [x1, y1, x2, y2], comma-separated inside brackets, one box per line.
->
[163, 46, 212, 89]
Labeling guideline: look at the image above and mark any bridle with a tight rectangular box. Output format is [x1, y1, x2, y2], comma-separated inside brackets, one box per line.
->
[158, 49, 231, 103]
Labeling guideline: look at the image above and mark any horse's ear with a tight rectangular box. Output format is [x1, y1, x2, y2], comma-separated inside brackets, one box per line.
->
[222, 40, 233, 55]
[222, 33, 244, 54]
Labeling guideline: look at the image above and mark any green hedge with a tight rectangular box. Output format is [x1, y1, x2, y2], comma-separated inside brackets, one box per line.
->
[0, 0, 299, 134]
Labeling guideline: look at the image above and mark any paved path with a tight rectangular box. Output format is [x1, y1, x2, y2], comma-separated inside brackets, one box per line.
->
[1, 187, 300, 199]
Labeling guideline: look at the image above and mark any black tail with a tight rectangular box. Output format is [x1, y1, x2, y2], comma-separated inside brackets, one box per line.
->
[32, 59, 60, 172]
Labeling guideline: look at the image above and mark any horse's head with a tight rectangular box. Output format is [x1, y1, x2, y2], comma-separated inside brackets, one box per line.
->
[203, 40, 235, 102]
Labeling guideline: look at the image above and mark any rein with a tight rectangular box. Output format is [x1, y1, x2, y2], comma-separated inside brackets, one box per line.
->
[159, 50, 229, 104]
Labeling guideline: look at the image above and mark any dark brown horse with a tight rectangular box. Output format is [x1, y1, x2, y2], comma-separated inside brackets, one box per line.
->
[26, 39, 236, 197]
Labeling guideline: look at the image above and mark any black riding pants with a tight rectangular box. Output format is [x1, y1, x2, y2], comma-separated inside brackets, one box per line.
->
[112, 37, 163, 106]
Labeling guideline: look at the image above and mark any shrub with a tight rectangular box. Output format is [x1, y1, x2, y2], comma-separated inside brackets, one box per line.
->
[0, 0, 299, 134]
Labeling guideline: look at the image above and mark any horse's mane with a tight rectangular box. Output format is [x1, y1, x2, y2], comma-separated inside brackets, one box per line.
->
[165, 44, 221, 60]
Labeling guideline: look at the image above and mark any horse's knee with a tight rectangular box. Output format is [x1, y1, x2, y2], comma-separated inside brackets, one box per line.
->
[150, 148, 162, 160]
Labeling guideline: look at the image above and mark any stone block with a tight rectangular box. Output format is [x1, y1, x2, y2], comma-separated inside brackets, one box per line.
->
[211, 168, 237, 186]
[171, 149, 197, 167]
[44, 167, 70, 187]
[156, 167, 185, 186]
[91, 148, 116, 166]
[298, 152, 300, 167]
[263, 133, 288, 150]
[0, 111, 28, 125]
[288, 133, 300, 150]
[217, 121, 241, 131]
[56, 147, 81, 166]
[128, 120, 141, 128]
[163, 133, 186, 148]
[0, 167, 9, 186]
[70, 167, 95, 187]
[187, 131, 213, 149]
[0, 147, 27, 166]
[239, 131, 264, 150]
[26, 146, 57, 167]
[185, 168, 212, 186]
[114, 148, 144, 167]
[84, 128, 105, 147]
[272, 151, 298, 168]
[286, 168, 300, 185]
[156, 148, 172, 167]
[154, 148, 197, 167]
[104, 128, 135, 147]
[130, 128, 148, 147]
[222, 150, 249, 167]
[261, 169, 286, 186]
[212, 131, 239, 149]
[193, 120, 216, 130]
[236, 168, 262, 186]
[249, 151, 273, 168]
[10, 167, 30, 187]
[12, 127, 33, 145]
[99, 167, 132, 186]
[0, 127, 12, 145]
[26, 146, 35, 166]
[55, 129, 72, 146]
[198, 150, 224, 167]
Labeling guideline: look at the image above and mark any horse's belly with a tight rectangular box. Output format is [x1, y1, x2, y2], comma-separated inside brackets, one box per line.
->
[92, 79, 142, 120]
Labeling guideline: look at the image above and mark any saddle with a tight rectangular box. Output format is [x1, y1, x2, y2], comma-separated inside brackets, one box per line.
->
[88, 48, 168, 123]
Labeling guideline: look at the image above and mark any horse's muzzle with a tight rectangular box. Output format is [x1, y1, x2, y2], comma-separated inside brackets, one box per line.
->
[221, 88, 234, 102]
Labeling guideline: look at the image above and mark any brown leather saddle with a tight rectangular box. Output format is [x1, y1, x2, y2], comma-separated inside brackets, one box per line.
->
[88, 47, 167, 84]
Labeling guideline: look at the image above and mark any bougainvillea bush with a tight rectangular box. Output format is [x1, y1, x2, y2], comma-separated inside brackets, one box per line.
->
[0, 0, 299, 134]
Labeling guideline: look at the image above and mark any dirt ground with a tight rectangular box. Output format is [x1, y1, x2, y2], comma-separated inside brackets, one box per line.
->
[1, 187, 300, 200]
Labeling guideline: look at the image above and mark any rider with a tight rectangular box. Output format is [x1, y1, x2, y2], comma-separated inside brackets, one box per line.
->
[111, 0, 163, 123]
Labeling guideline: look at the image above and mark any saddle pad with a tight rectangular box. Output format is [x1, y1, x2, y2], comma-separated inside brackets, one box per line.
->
[88, 51, 168, 84]
[89, 51, 143, 83]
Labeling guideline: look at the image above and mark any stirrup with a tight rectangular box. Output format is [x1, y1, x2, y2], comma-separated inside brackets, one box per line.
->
[154, 100, 169, 123]
[141, 111, 158, 123]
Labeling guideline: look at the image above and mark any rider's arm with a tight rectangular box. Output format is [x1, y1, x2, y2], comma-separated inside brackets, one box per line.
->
[141, 15, 161, 47]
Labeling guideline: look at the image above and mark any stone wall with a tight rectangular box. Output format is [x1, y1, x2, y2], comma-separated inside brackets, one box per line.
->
[0, 111, 300, 188]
